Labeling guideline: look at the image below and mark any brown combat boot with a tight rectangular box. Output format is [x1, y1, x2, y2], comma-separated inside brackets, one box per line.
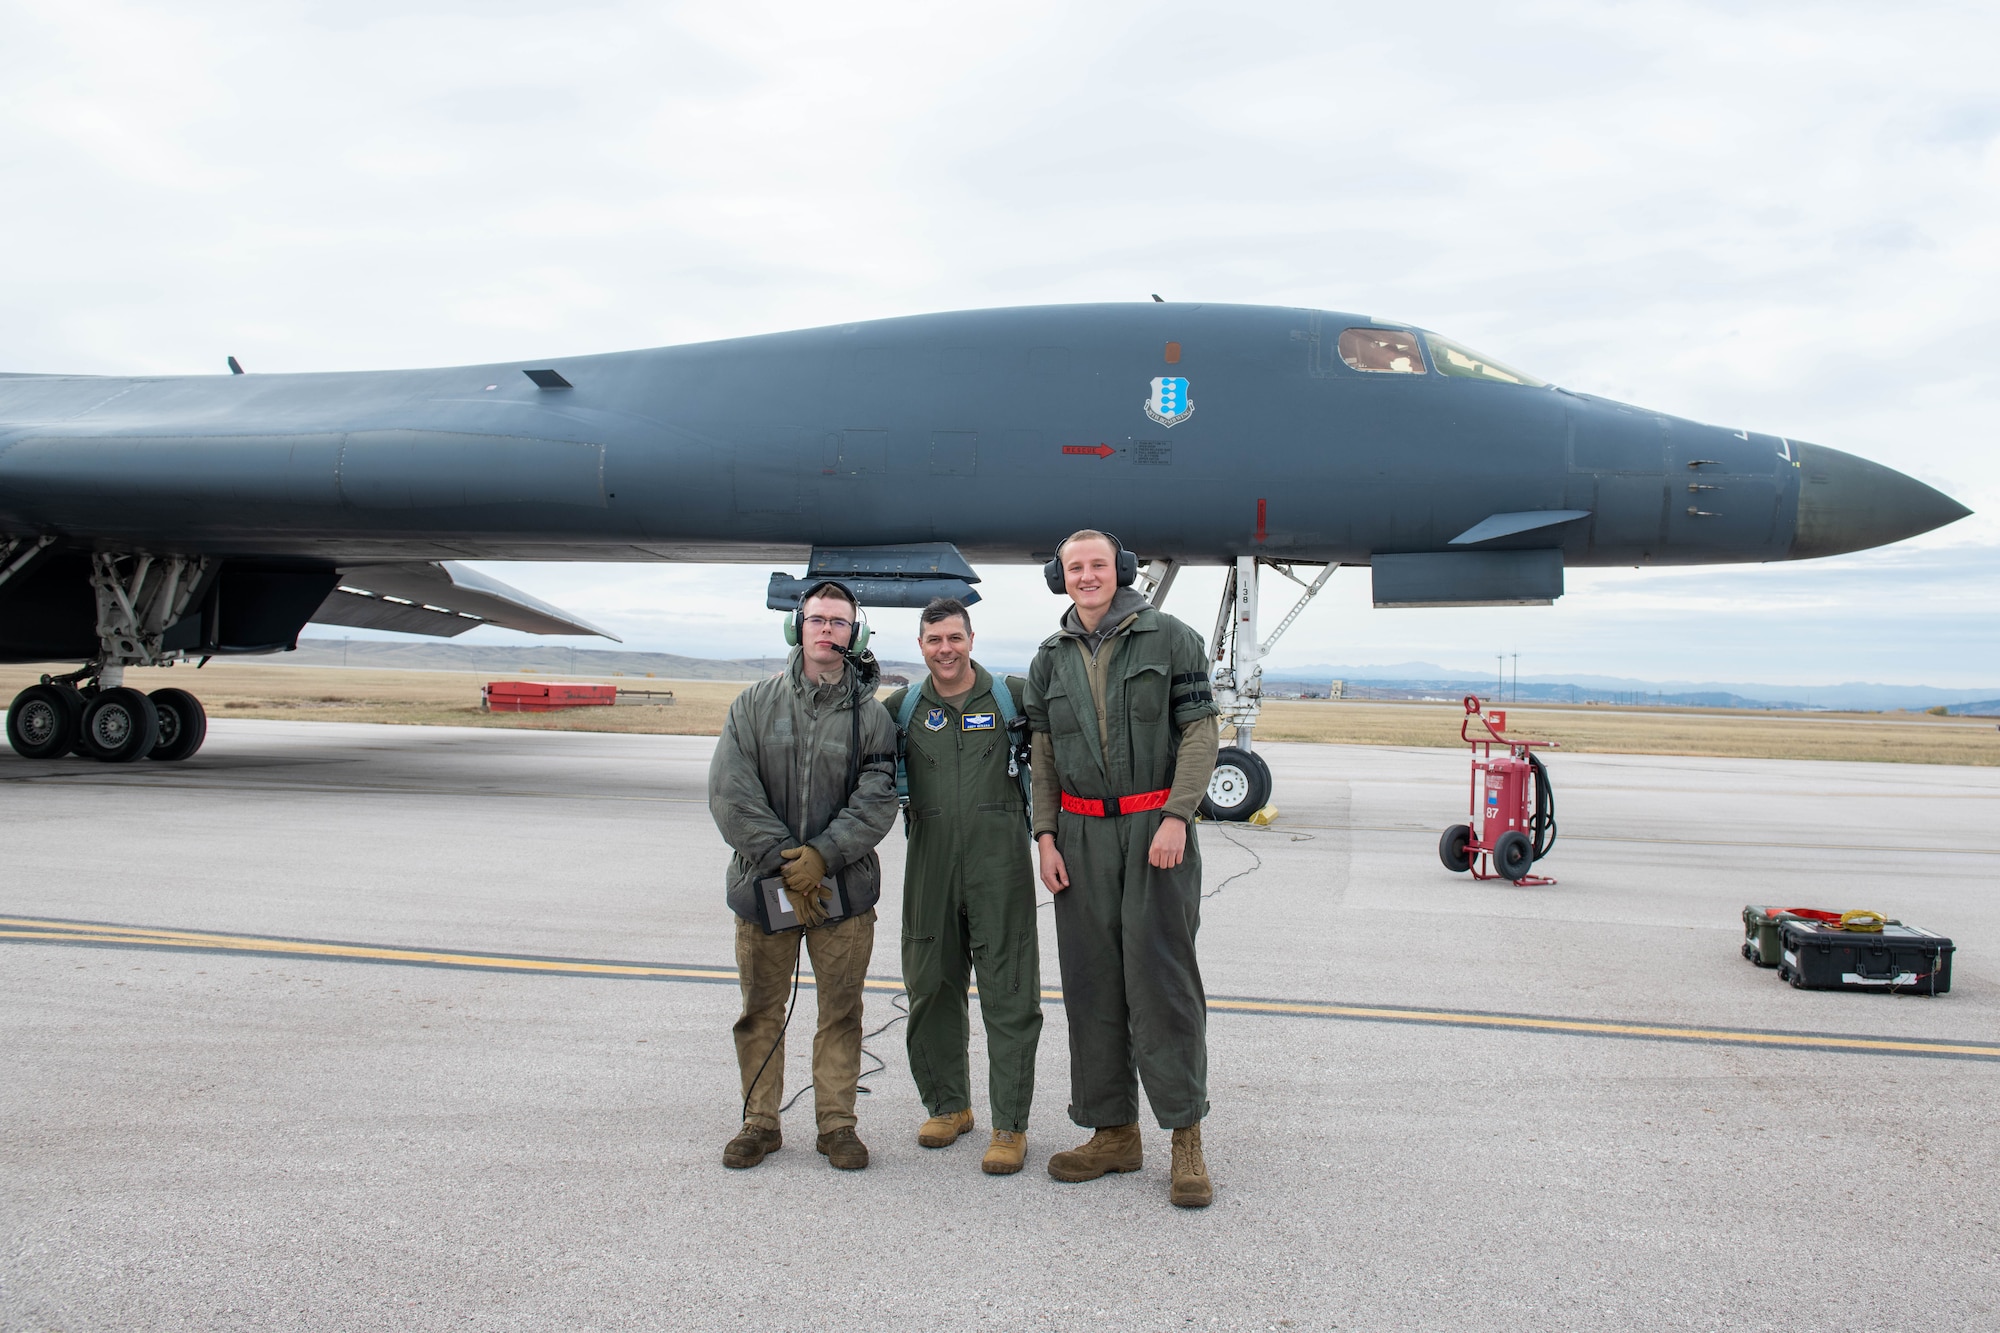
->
[722, 1121, 781, 1169]
[1170, 1123, 1212, 1208]
[981, 1129, 1026, 1175]
[816, 1125, 870, 1170]
[918, 1108, 974, 1148]
[1046, 1124, 1142, 1182]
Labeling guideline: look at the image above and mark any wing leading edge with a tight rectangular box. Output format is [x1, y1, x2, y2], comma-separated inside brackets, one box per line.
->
[314, 562, 618, 640]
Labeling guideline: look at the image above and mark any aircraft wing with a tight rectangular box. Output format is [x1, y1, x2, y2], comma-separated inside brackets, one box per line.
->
[312, 562, 619, 640]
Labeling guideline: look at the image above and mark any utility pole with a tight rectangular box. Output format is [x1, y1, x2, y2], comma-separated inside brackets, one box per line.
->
[1496, 655, 1503, 700]
[1511, 653, 1518, 703]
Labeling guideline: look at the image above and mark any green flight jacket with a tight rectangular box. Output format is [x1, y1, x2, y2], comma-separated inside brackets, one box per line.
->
[1024, 599, 1219, 831]
[884, 663, 1033, 864]
[707, 648, 900, 923]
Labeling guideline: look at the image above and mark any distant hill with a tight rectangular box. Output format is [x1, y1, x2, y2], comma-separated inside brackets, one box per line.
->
[284, 637, 927, 683]
[277, 638, 1998, 713]
[1266, 662, 2000, 712]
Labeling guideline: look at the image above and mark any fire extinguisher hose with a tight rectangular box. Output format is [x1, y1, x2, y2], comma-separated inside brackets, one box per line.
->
[1527, 750, 1558, 862]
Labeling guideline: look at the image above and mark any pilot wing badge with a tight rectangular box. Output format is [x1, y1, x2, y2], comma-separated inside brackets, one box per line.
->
[1144, 376, 1194, 428]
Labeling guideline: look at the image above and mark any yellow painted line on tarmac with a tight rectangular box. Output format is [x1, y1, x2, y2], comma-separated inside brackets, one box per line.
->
[5, 915, 1993, 1062]
[1199, 996, 1998, 1060]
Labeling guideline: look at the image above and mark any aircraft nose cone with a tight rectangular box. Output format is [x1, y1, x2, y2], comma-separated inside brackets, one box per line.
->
[1789, 442, 1972, 559]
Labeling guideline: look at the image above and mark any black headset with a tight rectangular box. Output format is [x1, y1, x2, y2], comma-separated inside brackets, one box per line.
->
[1043, 532, 1140, 595]
[785, 579, 872, 655]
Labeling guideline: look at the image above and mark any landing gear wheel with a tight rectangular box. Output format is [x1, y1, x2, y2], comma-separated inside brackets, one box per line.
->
[147, 688, 207, 761]
[1493, 830, 1535, 882]
[7, 684, 83, 759]
[80, 687, 160, 763]
[1438, 824, 1473, 874]
[1201, 745, 1272, 822]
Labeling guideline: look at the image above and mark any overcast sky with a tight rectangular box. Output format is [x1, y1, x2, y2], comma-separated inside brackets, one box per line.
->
[4, 1, 1994, 685]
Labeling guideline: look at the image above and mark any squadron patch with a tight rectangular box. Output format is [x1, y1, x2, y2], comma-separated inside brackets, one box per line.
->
[924, 707, 948, 731]
[962, 712, 996, 731]
[1144, 376, 1193, 428]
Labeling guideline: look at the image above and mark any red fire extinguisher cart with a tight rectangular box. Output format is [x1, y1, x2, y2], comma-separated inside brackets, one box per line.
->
[1439, 695, 1559, 885]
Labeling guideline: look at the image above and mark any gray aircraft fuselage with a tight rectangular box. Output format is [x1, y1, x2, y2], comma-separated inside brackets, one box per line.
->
[0, 301, 1969, 572]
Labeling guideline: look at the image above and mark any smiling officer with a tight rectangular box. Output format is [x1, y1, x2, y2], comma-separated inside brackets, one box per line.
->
[883, 597, 1042, 1175]
[1025, 529, 1220, 1208]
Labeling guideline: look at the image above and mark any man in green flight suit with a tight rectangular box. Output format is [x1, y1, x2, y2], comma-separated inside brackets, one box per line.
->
[1025, 529, 1221, 1208]
[883, 597, 1043, 1175]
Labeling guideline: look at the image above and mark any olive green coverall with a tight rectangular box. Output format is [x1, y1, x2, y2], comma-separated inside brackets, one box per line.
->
[708, 649, 900, 1133]
[883, 664, 1043, 1133]
[1025, 587, 1220, 1131]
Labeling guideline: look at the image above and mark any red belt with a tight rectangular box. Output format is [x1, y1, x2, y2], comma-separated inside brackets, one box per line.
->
[1061, 788, 1171, 817]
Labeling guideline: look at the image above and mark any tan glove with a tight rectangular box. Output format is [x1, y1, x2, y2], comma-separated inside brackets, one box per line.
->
[778, 845, 831, 927]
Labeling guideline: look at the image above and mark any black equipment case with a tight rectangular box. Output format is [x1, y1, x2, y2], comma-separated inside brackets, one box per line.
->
[1742, 905, 1899, 967]
[1778, 919, 1954, 994]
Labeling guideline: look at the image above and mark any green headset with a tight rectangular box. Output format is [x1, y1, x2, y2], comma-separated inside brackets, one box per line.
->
[785, 579, 871, 655]
[1043, 531, 1140, 594]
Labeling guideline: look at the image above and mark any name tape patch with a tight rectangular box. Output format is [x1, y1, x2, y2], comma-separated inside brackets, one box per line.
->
[962, 712, 996, 731]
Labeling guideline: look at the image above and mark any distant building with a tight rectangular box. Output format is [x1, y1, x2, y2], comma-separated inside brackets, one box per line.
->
[1328, 679, 1345, 699]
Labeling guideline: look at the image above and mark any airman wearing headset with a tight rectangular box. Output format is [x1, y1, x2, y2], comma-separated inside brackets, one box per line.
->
[1024, 529, 1221, 1207]
[707, 580, 899, 1172]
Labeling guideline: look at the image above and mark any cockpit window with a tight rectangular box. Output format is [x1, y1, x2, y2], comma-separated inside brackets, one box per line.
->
[1422, 334, 1545, 387]
[1338, 327, 1426, 374]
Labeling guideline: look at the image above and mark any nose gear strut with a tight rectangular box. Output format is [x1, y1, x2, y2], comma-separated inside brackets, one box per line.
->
[1139, 554, 1336, 823]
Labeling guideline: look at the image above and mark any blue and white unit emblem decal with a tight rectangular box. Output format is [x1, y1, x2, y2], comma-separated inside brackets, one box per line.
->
[924, 707, 948, 731]
[1144, 376, 1193, 428]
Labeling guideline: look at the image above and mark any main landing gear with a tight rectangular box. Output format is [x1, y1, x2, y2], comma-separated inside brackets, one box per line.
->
[4, 551, 212, 763]
[1138, 554, 1336, 822]
[6, 675, 209, 763]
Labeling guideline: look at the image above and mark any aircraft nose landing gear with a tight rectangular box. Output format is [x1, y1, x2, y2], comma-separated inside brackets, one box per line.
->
[1190, 555, 1335, 821]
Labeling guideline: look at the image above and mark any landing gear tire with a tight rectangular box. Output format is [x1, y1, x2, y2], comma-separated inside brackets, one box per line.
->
[1201, 746, 1272, 822]
[7, 684, 83, 759]
[1439, 824, 1473, 874]
[80, 687, 160, 763]
[1493, 830, 1535, 882]
[147, 688, 207, 761]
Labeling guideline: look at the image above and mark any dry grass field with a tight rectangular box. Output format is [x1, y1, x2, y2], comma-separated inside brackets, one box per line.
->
[1253, 698, 2000, 767]
[3, 660, 1995, 766]
[0, 661, 751, 738]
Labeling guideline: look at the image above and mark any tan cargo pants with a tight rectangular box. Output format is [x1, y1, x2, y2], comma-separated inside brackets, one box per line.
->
[733, 909, 876, 1132]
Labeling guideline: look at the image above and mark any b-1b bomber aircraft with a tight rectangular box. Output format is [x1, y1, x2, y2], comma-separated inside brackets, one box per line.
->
[0, 302, 1970, 817]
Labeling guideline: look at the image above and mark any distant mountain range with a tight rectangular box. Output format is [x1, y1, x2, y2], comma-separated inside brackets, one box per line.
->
[277, 639, 2000, 715]
[1262, 661, 2000, 713]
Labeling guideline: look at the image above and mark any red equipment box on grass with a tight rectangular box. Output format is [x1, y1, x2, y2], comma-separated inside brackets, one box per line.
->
[482, 681, 618, 713]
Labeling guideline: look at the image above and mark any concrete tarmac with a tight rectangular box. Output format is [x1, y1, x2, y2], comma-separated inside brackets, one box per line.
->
[2, 721, 1995, 1332]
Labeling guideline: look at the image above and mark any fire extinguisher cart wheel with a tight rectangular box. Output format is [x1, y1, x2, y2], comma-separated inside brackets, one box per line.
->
[1440, 695, 1559, 886]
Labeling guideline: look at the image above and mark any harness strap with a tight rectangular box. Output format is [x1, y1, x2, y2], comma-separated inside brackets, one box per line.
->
[1060, 787, 1171, 817]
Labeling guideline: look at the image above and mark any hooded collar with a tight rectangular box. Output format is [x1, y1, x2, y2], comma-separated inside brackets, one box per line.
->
[1059, 586, 1152, 656]
[786, 645, 851, 703]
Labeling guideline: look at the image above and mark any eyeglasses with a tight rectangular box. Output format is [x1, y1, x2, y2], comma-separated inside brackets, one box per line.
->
[802, 615, 854, 632]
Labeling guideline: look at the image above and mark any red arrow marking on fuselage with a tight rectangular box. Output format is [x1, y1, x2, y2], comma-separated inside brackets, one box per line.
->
[1256, 497, 1268, 543]
[1062, 444, 1116, 458]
